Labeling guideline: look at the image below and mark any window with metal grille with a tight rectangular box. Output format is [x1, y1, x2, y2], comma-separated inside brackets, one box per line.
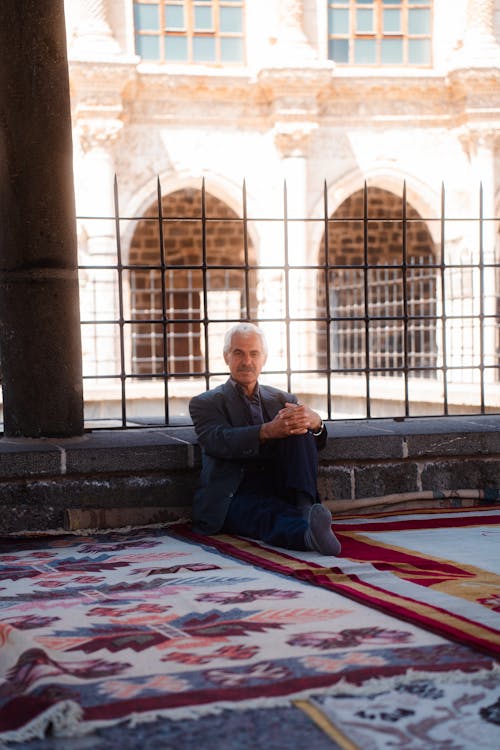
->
[330, 258, 437, 376]
[133, 0, 245, 63]
[78, 180, 500, 428]
[130, 269, 205, 375]
[129, 269, 245, 376]
[327, 0, 432, 66]
[126, 186, 257, 379]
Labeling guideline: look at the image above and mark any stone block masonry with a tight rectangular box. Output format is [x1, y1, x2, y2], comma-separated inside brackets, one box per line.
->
[0, 416, 499, 534]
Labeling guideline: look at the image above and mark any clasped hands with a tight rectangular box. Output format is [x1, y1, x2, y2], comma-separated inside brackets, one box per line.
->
[259, 402, 322, 441]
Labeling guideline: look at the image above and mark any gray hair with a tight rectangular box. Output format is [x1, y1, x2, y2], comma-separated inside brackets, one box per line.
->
[223, 322, 268, 357]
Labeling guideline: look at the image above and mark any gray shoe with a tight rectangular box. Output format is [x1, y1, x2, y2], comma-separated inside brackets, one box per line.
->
[304, 503, 341, 556]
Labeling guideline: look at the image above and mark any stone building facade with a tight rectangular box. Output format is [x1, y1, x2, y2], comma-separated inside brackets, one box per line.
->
[64, 0, 500, 423]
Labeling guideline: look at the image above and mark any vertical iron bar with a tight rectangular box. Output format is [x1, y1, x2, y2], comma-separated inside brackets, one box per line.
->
[92, 279, 98, 373]
[283, 180, 292, 394]
[157, 177, 169, 423]
[363, 181, 371, 418]
[201, 178, 210, 389]
[242, 180, 251, 320]
[440, 183, 449, 415]
[323, 180, 333, 420]
[402, 181, 410, 416]
[148, 272, 155, 369]
[113, 175, 127, 426]
[479, 182, 486, 413]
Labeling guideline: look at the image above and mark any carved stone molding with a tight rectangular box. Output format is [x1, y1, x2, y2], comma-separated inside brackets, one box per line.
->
[316, 72, 500, 125]
[77, 117, 124, 153]
[69, 61, 138, 128]
[261, 65, 333, 89]
[447, 66, 500, 101]
[273, 121, 318, 157]
[458, 125, 500, 159]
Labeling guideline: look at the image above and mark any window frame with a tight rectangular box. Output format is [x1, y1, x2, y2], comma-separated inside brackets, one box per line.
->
[134, 0, 246, 65]
[327, 0, 433, 67]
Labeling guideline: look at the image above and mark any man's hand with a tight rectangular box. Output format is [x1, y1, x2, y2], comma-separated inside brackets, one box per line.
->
[259, 402, 322, 441]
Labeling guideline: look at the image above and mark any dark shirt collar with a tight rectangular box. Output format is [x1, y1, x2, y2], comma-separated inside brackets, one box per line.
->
[230, 379, 263, 424]
[230, 379, 260, 401]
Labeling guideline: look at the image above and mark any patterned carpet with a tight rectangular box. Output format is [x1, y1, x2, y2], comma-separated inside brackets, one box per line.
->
[307, 670, 500, 750]
[177, 507, 500, 658]
[0, 509, 498, 748]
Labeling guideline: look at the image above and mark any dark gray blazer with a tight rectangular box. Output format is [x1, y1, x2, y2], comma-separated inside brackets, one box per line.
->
[189, 379, 327, 534]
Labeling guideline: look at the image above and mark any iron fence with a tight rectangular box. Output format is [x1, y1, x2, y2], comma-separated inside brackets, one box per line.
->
[78, 179, 500, 428]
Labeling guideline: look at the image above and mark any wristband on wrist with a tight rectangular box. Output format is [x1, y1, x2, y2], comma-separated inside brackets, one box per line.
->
[311, 420, 324, 437]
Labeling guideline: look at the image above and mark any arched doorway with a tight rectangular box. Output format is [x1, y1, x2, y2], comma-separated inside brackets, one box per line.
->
[318, 187, 437, 377]
[128, 188, 257, 376]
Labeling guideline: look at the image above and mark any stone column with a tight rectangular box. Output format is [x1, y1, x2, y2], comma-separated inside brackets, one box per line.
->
[77, 119, 123, 378]
[464, 0, 497, 47]
[473, 130, 498, 383]
[69, 0, 121, 58]
[274, 0, 317, 62]
[0, 0, 84, 437]
[78, 119, 122, 257]
[273, 123, 318, 373]
[453, 127, 498, 385]
[448, 0, 499, 387]
[257, 0, 331, 380]
[453, 0, 499, 67]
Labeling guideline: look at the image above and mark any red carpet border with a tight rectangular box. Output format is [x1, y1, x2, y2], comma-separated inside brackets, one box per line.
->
[175, 507, 500, 659]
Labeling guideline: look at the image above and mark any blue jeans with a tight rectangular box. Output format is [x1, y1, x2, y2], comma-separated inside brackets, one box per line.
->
[222, 432, 319, 550]
[224, 491, 308, 550]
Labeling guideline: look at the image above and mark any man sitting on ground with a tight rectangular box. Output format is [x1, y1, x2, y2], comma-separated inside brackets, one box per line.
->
[189, 322, 341, 556]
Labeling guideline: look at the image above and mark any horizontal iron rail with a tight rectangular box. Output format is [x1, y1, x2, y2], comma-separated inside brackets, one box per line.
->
[76, 178, 500, 428]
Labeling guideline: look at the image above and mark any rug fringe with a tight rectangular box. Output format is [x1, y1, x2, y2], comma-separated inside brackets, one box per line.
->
[0, 700, 84, 745]
[79, 664, 500, 733]
[1, 666, 497, 743]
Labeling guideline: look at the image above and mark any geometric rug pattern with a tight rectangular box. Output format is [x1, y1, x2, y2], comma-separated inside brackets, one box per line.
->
[177, 508, 500, 659]
[0, 523, 497, 744]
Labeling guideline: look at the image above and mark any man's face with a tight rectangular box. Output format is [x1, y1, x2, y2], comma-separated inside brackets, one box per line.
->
[224, 332, 267, 394]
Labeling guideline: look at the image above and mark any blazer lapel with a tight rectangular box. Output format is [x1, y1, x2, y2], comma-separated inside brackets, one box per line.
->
[259, 385, 285, 421]
[222, 380, 285, 425]
[222, 380, 249, 426]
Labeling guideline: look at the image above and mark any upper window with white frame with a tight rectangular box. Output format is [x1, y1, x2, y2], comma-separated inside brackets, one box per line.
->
[327, 0, 432, 66]
[134, 1, 245, 64]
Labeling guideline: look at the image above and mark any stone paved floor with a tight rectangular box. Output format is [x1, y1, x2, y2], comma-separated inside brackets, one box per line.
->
[21, 705, 341, 750]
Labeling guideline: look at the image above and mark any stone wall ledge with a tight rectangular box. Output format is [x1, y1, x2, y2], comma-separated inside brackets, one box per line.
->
[0, 415, 499, 534]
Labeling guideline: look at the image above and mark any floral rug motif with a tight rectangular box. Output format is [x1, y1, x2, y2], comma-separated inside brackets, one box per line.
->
[302, 670, 500, 750]
[178, 508, 500, 658]
[0, 527, 496, 744]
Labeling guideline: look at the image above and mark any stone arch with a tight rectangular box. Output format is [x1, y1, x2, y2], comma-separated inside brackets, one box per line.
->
[309, 167, 441, 256]
[317, 186, 438, 377]
[128, 188, 258, 376]
[120, 172, 261, 262]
